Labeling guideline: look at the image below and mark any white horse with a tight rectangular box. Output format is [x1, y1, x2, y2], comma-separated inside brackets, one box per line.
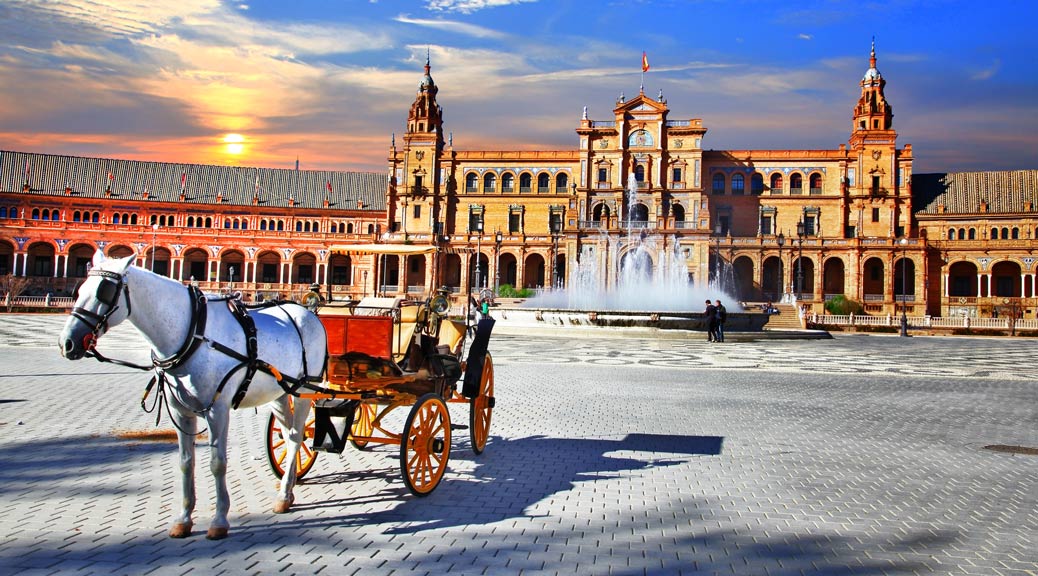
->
[58, 251, 327, 539]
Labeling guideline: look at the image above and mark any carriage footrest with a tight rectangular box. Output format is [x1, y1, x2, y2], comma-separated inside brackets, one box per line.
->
[312, 400, 356, 454]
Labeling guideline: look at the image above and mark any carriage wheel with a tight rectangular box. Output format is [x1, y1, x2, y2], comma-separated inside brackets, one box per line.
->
[469, 353, 495, 455]
[265, 397, 318, 480]
[349, 402, 376, 450]
[400, 393, 451, 496]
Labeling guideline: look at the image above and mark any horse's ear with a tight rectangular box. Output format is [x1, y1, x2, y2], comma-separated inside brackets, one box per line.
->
[116, 255, 135, 271]
[92, 250, 107, 268]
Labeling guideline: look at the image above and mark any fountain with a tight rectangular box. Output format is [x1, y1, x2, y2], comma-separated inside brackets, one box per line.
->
[498, 175, 763, 333]
[527, 174, 739, 312]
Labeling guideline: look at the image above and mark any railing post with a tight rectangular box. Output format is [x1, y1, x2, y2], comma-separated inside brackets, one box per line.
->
[45, 294, 51, 307]
[849, 312, 855, 326]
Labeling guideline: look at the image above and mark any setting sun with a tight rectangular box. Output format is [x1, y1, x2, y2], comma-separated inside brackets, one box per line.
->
[223, 133, 245, 155]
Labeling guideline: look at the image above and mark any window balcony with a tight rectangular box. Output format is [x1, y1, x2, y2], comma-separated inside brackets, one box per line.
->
[537, 186, 550, 194]
[809, 187, 822, 195]
[519, 186, 532, 194]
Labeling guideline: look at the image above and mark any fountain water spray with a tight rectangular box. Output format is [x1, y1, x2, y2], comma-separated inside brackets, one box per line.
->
[526, 175, 740, 312]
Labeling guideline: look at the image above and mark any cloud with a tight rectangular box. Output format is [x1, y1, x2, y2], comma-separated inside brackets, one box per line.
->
[971, 58, 1000, 81]
[394, 14, 508, 39]
[425, 0, 537, 14]
[798, 33, 813, 40]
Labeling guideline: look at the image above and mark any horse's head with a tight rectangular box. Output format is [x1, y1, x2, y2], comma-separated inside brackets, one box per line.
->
[59, 251, 135, 360]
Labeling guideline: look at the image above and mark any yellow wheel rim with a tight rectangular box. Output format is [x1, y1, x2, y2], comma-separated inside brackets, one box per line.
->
[401, 394, 450, 496]
[470, 354, 494, 454]
[265, 397, 317, 480]
[350, 403, 376, 449]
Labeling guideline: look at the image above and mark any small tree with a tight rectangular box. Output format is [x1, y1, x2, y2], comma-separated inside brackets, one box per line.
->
[824, 294, 863, 315]
[1, 274, 34, 311]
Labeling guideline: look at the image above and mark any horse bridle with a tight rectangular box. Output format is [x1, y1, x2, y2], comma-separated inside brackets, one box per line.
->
[71, 268, 132, 342]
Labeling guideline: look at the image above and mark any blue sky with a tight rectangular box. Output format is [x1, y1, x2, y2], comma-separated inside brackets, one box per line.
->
[0, 0, 1035, 174]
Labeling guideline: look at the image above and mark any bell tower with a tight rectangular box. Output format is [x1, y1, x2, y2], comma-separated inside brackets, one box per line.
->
[846, 40, 911, 239]
[388, 53, 447, 238]
[851, 40, 894, 136]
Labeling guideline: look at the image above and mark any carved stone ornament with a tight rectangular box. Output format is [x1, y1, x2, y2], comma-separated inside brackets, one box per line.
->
[871, 150, 882, 160]
[673, 139, 683, 148]
[415, 150, 425, 160]
[598, 140, 609, 149]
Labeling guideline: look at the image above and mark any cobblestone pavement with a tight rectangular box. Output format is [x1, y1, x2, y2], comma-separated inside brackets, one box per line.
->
[1, 314, 1036, 575]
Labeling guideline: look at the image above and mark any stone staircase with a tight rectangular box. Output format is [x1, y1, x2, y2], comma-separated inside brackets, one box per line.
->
[762, 303, 804, 330]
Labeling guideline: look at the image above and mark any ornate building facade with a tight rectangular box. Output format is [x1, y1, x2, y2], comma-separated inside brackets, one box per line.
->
[2, 45, 1036, 319]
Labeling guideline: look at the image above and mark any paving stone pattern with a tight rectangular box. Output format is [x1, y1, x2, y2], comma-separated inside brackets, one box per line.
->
[0, 315, 1035, 575]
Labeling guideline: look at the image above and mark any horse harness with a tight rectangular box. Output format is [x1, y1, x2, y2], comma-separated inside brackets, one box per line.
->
[76, 269, 324, 422]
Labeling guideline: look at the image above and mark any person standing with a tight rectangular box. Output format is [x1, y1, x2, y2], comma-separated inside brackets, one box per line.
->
[714, 299, 727, 343]
[704, 299, 717, 342]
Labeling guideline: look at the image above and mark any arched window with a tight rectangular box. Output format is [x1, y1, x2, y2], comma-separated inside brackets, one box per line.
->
[502, 173, 514, 192]
[1001, 227, 1009, 239]
[347, 223, 354, 234]
[731, 173, 745, 195]
[958, 229, 965, 240]
[790, 173, 803, 194]
[204, 217, 212, 228]
[635, 165, 646, 182]
[1012, 227, 1019, 239]
[537, 173, 550, 192]
[751, 173, 764, 195]
[224, 219, 232, 229]
[947, 228, 955, 240]
[73, 211, 81, 222]
[367, 224, 375, 234]
[809, 173, 823, 194]
[991, 227, 998, 239]
[556, 172, 568, 191]
[276, 220, 283, 231]
[770, 173, 783, 194]
[968, 228, 976, 240]
[31, 208, 40, 220]
[519, 173, 532, 193]
[465, 173, 478, 192]
[260, 220, 267, 230]
[112, 213, 121, 224]
[92, 212, 100, 223]
[131, 214, 138, 225]
[712, 173, 725, 194]
[483, 172, 496, 193]
[296, 221, 303, 232]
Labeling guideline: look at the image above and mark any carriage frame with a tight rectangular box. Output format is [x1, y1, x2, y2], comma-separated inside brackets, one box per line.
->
[265, 244, 495, 496]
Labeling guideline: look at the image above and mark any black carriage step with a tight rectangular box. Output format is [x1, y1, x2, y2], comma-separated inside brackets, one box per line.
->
[450, 424, 469, 431]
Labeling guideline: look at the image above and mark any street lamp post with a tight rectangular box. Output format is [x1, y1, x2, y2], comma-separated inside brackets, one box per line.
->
[229, 265, 235, 292]
[362, 270, 368, 298]
[899, 237, 909, 337]
[151, 224, 159, 272]
[776, 231, 786, 301]
[713, 224, 722, 289]
[796, 220, 805, 301]
[550, 218, 562, 288]
[494, 230, 503, 296]
[473, 219, 483, 295]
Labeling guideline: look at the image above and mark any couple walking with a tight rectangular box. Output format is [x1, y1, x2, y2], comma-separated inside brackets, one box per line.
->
[704, 299, 727, 342]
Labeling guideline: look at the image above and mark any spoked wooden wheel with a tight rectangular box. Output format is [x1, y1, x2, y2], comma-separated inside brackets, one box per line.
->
[400, 393, 451, 496]
[469, 353, 494, 455]
[349, 402, 376, 450]
[265, 397, 318, 480]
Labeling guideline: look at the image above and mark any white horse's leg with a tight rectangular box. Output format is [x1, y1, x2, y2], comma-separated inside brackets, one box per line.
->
[203, 406, 232, 540]
[270, 395, 308, 513]
[169, 409, 197, 538]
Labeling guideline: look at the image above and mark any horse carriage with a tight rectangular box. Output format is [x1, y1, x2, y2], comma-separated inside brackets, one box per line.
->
[266, 243, 496, 496]
[58, 244, 495, 539]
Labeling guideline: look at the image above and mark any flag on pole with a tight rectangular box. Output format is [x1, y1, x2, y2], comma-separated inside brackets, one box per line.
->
[326, 181, 333, 194]
[295, 157, 299, 171]
[642, 51, 650, 73]
[23, 158, 29, 184]
[180, 172, 187, 190]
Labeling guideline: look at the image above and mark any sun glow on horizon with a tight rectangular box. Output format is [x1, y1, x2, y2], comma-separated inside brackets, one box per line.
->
[223, 133, 246, 155]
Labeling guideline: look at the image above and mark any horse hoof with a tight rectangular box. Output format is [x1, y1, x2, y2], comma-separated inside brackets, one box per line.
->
[206, 527, 229, 540]
[169, 522, 192, 538]
[273, 495, 294, 514]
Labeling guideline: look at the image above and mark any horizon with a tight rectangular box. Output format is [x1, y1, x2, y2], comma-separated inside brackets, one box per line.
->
[1, 1, 1036, 175]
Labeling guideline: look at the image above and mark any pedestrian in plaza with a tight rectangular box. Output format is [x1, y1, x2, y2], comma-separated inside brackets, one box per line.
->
[714, 299, 727, 343]
[704, 299, 717, 342]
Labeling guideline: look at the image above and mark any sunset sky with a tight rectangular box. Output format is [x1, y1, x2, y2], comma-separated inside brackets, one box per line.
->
[1, 0, 1035, 174]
